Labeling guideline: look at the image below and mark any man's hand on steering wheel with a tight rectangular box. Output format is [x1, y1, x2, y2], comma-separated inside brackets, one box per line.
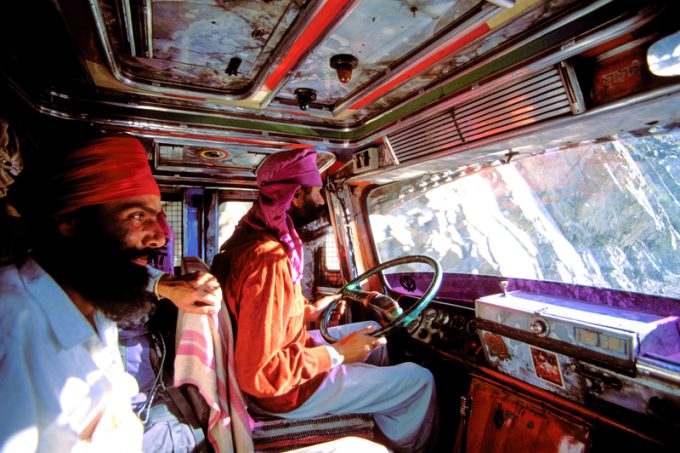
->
[332, 324, 387, 363]
[320, 255, 442, 343]
[305, 294, 346, 323]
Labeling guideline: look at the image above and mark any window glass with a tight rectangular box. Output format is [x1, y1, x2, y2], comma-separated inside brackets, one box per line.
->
[218, 201, 253, 247]
[367, 126, 680, 298]
[161, 200, 183, 269]
[324, 232, 341, 272]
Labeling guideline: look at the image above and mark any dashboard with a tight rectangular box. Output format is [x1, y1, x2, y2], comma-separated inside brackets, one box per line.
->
[402, 299, 485, 365]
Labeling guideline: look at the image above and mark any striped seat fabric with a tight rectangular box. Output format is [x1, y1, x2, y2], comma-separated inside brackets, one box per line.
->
[252, 413, 375, 452]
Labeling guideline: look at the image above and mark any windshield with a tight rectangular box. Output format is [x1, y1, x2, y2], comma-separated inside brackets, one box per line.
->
[367, 125, 680, 299]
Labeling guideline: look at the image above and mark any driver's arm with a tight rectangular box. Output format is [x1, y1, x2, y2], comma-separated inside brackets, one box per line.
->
[233, 256, 338, 398]
[304, 294, 345, 323]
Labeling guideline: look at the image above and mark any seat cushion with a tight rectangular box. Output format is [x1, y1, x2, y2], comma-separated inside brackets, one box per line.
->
[252, 414, 375, 452]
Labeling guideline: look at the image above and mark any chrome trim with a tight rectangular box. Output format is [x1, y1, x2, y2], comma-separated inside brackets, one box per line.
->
[388, 67, 572, 162]
[38, 90, 358, 146]
[558, 60, 586, 114]
[86, 0, 621, 123]
[8, 1, 662, 146]
[347, 84, 680, 183]
[637, 358, 680, 386]
[325, 187, 354, 282]
[121, 0, 136, 56]
[259, 0, 363, 108]
[87, 0, 326, 102]
[155, 166, 254, 177]
[596, 34, 658, 62]
[44, 88, 355, 135]
[354, 1, 660, 146]
[129, 130, 296, 149]
[486, 0, 515, 8]
[332, 2, 503, 114]
[145, 0, 153, 58]
[265, 99, 336, 118]
[151, 135, 282, 154]
[155, 174, 258, 188]
[94, 0, 633, 139]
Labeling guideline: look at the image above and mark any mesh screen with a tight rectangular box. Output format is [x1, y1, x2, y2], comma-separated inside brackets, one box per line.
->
[161, 200, 183, 269]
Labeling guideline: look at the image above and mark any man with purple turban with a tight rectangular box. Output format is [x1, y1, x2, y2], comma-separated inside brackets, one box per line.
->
[212, 149, 437, 452]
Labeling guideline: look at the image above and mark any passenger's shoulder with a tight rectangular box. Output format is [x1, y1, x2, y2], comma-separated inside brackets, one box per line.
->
[0, 264, 31, 307]
[0, 265, 33, 356]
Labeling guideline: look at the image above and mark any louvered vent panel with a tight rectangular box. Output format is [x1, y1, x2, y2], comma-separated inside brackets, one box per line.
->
[388, 67, 573, 163]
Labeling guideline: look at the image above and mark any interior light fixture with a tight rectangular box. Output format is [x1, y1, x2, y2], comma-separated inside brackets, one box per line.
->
[294, 88, 317, 111]
[330, 54, 358, 83]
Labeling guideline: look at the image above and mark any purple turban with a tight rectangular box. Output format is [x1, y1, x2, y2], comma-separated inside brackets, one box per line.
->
[242, 149, 322, 283]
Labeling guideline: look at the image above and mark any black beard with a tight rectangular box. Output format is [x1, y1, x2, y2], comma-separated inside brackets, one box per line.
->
[36, 211, 157, 328]
[290, 201, 328, 230]
[291, 208, 331, 247]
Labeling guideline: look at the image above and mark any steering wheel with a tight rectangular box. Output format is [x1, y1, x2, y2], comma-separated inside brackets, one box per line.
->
[320, 255, 442, 343]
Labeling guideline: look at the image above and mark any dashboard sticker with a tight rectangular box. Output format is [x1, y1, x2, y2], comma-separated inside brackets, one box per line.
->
[483, 332, 511, 360]
[531, 347, 564, 387]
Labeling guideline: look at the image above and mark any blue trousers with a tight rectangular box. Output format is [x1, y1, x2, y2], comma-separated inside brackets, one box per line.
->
[271, 321, 438, 453]
[142, 396, 208, 453]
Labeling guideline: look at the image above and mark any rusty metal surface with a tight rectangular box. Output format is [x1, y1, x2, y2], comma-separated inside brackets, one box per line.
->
[466, 377, 590, 453]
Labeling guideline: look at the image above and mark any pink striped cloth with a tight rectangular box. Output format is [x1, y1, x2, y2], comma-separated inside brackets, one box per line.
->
[174, 306, 254, 452]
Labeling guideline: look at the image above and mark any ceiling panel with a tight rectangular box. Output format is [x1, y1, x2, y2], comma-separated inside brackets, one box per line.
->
[277, 0, 483, 107]
[95, 0, 305, 95]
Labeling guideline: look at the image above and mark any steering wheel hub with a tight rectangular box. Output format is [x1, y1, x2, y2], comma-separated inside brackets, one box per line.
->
[320, 255, 442, 342]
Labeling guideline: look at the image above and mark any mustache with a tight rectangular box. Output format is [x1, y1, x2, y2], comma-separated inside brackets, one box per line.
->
[123, 247, 161, 262]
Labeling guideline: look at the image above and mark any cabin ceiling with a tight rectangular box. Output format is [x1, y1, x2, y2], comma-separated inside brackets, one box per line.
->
[2, 0, 589, 139]
[1, 0, 677, 186]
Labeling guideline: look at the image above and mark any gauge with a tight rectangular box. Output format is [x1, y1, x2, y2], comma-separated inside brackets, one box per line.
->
[467, 319, 478, 335]
[424, 308, 437, 322]
[439, 313, 450, 327]
[452, 315, 466, 330]
[406, 314, 422, 334]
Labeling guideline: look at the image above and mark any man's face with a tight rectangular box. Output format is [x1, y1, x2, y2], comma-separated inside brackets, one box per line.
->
[95, 194, 167, 266]
[289, 186, 326, 228]
[52, 195, 166, 326]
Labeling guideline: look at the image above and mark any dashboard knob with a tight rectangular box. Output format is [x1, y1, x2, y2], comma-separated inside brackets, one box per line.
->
[530, 317, 549, 337]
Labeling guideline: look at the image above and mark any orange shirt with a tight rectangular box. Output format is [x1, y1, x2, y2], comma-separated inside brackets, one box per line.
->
[216, 229, 331, 413]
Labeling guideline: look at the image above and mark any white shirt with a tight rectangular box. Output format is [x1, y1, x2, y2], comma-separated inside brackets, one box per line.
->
[0, 258, 143, 452]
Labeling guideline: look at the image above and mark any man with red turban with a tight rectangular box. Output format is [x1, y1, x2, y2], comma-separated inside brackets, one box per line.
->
[213, 149, 437, 452]
[0, 136, 220, 452]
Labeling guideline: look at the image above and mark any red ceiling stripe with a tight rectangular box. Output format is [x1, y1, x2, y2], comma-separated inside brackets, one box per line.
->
[263, 0, 353, 91]
[349, 23, 491, 111]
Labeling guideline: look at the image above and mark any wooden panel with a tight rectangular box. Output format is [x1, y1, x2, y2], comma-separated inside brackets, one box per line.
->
[464, 377, 590, 453]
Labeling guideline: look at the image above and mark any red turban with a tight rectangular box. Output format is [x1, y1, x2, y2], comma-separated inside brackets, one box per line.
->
[242, 148, 322, 283]
[49, 137, 160, 215]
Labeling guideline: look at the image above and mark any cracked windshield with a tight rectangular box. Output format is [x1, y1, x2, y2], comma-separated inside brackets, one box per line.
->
[368, 126, 680, 299]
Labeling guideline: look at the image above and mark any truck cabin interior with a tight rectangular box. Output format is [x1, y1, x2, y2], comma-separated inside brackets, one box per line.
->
[1, 0, 679, 451]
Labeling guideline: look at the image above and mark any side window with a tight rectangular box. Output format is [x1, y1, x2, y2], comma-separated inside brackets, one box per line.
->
[161, 199, 184, 270]
[323, 232, 340, 272]
[315, 229, 342, 289]
[218, 200, 253, 247]
[216, 198, 342, 288]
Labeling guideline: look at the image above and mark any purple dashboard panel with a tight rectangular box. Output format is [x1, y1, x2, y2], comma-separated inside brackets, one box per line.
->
[384, 273, 680, 316]
[476, 291, 680, 419]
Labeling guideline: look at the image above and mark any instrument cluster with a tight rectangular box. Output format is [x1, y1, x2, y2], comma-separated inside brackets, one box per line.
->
[405, 301, 484, 363]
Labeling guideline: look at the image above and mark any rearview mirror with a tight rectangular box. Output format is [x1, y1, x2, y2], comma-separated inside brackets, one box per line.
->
[647, 31, 680, 76]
